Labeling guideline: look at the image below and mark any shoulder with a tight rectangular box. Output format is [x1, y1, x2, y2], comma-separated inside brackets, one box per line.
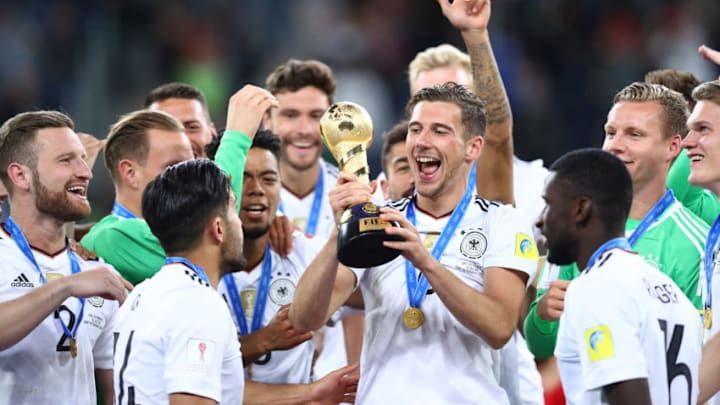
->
[472, 195, 504, 213]
[384, 197, 411, 212]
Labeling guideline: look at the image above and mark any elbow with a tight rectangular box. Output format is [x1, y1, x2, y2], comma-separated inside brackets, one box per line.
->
[485, 323, 515, 350]
[289, 306, 323, 333]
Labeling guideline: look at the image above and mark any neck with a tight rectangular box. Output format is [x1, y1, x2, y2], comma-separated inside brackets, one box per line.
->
[243, 234, 269, 271]
[280, 160, 320, 197]
[578, 230, 625, 269]
[9, 202, 66, 253]
[175, 247, 222, 289]
[116, 190, 143, 219]
[628, 177, 666, 221]
[415, 179, 468, 217]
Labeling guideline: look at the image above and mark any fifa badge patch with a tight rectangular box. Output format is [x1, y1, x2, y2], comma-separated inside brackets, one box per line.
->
[514, 233, 539, 260]
[585, 325, 615, 362]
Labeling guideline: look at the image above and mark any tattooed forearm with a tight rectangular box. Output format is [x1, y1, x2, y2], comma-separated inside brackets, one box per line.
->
[467, 40, 511, 131]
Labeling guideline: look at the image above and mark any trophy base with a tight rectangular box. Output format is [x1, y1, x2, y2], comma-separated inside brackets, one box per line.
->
[337, 202, 402, 268]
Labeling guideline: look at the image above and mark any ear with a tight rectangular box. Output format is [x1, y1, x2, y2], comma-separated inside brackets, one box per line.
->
[465, 135, 483, 162]
[380, 178, 390, 200]
[262, 110, 272, 131]
[667, 133, 682, 162]
[208, 215, 225, 245]
[6, 163, 32, 192]
[118, 159, 139, 189]
[209, 122, 218, 137]
[575, 196, 593, 227]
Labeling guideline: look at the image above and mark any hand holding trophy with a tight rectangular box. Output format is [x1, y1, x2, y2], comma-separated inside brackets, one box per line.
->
[320, 102, 401, 267]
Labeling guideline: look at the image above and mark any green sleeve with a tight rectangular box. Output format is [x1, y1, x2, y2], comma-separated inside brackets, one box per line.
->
[667, 149, 720, 225]
[523, 262, 581, 359]
[214, 129, 252, 214]
[83, 219, 165, 285]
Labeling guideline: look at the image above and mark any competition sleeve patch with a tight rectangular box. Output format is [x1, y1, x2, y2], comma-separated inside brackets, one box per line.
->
[514, 233, 539, 260]
[584, 325, 615, 362]
[186, 338, 217, 374]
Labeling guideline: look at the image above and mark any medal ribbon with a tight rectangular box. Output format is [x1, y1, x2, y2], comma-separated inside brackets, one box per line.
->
[111, 201, 137, 219]
[704, 216, 720, 326]
[405, 183, 474, 309]
[223, 245, 272, 335]
[165, 256, 211, 286]
[627, 189, 674, 246]
[467, 161, 476, 194]
[278, 164, 324, 236]
[585, 237, 632, 271]
[4, 217, 85, 343]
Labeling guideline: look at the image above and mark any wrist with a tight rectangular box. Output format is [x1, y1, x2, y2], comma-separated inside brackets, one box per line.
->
[461, 28, 489, 42]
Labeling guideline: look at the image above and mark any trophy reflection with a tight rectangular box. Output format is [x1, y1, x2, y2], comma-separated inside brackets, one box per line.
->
[320, 102, 401, 267]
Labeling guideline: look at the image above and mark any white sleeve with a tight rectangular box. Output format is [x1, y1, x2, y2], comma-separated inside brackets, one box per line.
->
[92, 300, 118, 370]
[483, 204, 538, 282]
[163, 295, 233, 402]
[564, 277, 648, 391]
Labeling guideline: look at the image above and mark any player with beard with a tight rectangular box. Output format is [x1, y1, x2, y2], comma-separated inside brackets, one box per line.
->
[0, 111, 132, 404]
[217, 130, 324, 384]
[114, 159, 358, 404]
[379, 120, 414, 201]
[539, 148, 700, 404]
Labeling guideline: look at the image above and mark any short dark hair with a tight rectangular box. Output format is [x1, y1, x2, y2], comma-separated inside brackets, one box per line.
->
[205, 130, 281, 161]
[142, 159, 231, 254]
[0, 111, 74, 192]
[144, 82, 211, 121]
[405, 82, 486, 140]
[104, 110, 184, 184]
[381, 120, 409, 174]
[251, 130, 281, 161]
[265, 59, 336, 104]
[644, 69, 700, 109]
[550, 148, 633, 234]
[692, 79, 720, 106]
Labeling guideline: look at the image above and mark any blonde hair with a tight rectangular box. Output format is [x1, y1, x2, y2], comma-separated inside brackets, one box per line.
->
[613, 82, 688, 139]
[408, 44, 471, 95]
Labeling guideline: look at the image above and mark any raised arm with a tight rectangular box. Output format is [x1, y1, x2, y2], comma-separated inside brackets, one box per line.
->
[438, 0, 514, 204]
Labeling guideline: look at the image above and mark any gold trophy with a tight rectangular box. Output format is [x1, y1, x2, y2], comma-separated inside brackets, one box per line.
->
[320, 102, 401, 267]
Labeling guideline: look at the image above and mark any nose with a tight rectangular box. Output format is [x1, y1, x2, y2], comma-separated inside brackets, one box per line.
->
[535, 206, 546, 232]
[244, 176, 265, 196]
[682, 130, 698, 149]
[603, 134, 625, 155]
[300, 115, 315, 136]
[76, 158, 93, 180]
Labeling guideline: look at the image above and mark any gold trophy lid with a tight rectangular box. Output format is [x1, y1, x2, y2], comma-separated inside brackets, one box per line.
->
[319, 102, 373, 159]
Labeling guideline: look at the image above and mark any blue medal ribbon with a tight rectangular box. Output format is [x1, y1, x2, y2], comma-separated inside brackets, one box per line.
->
[585, 237, 632, 270]
[222, 245, 273, 336]
[405, 183, 474, 309]
[704, 216, 720, 322]
[467, 161, 477, 194]
[4, 217, 85, 343]
[278, 165, 324, 236]
[111, 201, 137, 219]
[627, 189, 674, 246]
[165, 256, 211, 286]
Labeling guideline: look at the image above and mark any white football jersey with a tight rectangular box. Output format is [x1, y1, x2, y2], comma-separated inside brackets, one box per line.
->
[217, 231, 323, 384]
[113, 263, 243, 404]
[706, 244, 720, 405]
[513, 156, 550, 244]
[280, 159, 339, 239]
[349, 196, 538, 404]
[556, 248, 701, 405]
[0, 231, 118, 405]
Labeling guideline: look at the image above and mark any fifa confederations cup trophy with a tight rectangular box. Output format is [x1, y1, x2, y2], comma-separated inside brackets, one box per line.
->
[320, 102, 401, 267]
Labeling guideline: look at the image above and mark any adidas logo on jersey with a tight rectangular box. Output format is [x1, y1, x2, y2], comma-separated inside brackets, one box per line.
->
[11, 273, 34, 288]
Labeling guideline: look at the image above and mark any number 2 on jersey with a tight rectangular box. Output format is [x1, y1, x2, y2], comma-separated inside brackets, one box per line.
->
[54, 305, 75, 352]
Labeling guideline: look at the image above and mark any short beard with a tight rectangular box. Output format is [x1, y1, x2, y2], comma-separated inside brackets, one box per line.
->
[33, 171, 90, 222]
[242, 225, 270, 240]
[546, 239, 578, 266]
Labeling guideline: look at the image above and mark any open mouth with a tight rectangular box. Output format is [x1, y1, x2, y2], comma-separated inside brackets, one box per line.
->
[416, 156, 441, 180]
[689, 154, 704, 163]
[67, 185, 88, 200]
[290, 140, 317, 150]
[242, 204, 268, 219]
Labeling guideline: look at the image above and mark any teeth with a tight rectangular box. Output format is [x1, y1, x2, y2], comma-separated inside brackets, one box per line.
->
[67, 186, 86, 194]
[245, 205, 265, 212]
[293, 142, 313, 148]
[416, 157, 439, 163]
[691, 155, 704, 162]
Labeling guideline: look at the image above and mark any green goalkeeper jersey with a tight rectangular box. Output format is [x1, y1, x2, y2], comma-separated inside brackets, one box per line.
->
[524, 197, 708, 359]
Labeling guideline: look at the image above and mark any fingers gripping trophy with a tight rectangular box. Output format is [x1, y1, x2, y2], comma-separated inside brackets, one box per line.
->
[320, 102, 401, 267]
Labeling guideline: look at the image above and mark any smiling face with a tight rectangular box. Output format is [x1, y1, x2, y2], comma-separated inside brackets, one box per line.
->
[684, 100, 720, 195]
[602, 101, 680, 190]
[240, 147, 281, 239]
[382, 141, 414, 200]
[264, 86, 329, 172]
[148, 98, 215, 158]
[32, 127, 93, 221]
[406, 101, 476, 201]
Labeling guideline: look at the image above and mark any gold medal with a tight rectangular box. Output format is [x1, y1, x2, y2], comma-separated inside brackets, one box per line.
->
[705, 307, 713, 329]
[69, 337, 78, 358]
[403, 307, 425, 329]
